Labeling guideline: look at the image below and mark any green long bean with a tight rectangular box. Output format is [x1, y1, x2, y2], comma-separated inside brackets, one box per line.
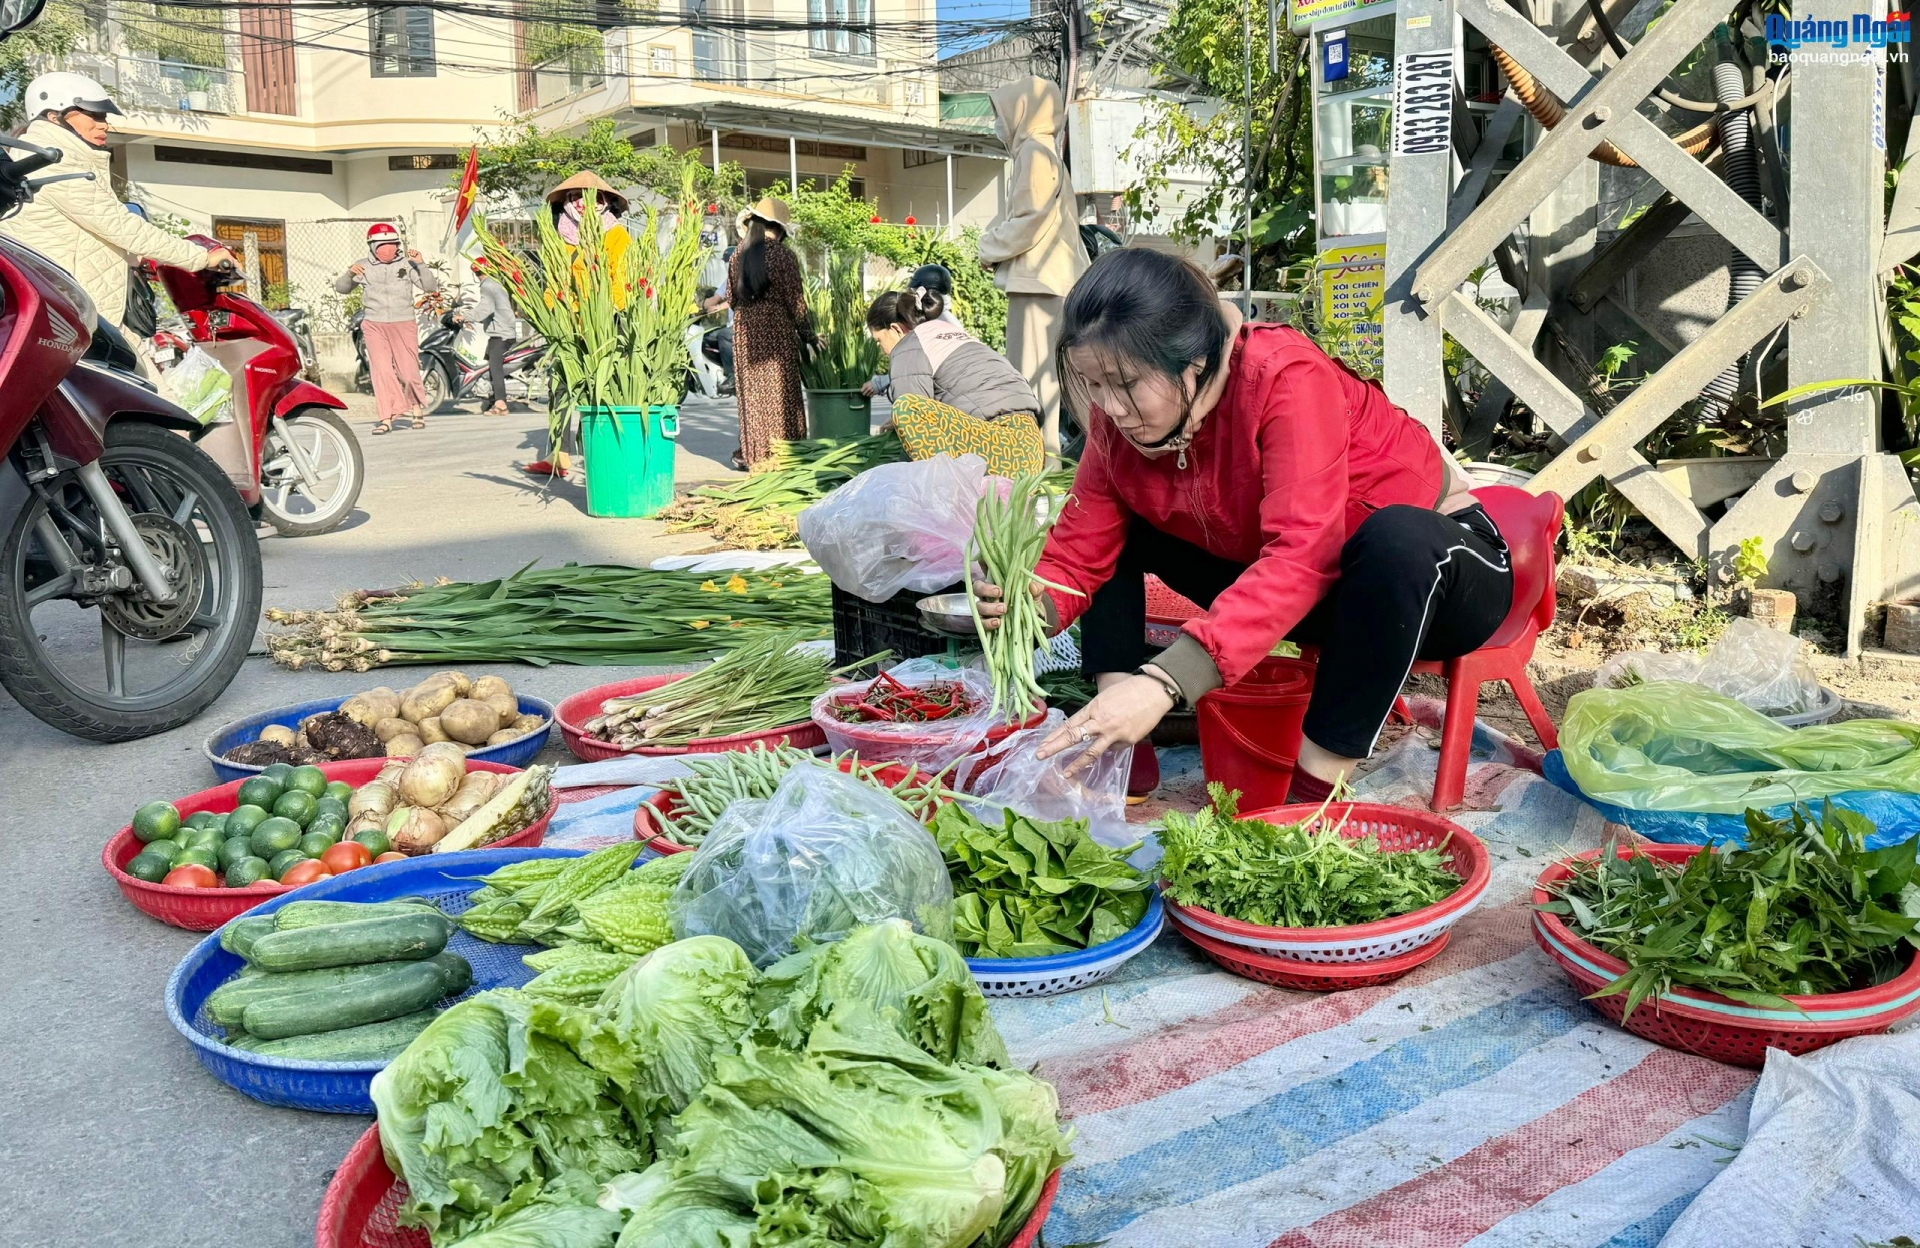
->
[967, 476, 1077, 721]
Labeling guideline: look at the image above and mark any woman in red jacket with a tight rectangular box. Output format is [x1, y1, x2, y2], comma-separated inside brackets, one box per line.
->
[982, 248, 1510, 804]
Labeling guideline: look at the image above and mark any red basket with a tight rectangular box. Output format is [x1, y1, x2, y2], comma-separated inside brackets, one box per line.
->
[556, 675, 827, 762]
[1533, 844, 1920, 1068]
[632, 758, 948, 854]
[1171, 909, 1453, 989]
[315, 1125, 1061, 1248]
[1158, 801, 1490, 964]
[103, 758, 551, 931]
[1145, 574, 1203, 623]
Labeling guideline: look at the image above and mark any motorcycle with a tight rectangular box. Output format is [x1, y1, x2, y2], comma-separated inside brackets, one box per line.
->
[350, 305, 549, 414]
[146, 246, 364, 537]
[0, 135, 263, 741]
[682, 317, 728, 401]
[268, 306, 320, 384]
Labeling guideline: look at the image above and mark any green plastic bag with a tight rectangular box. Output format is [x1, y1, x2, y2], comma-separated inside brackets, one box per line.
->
[1558, 681, 1920, 813]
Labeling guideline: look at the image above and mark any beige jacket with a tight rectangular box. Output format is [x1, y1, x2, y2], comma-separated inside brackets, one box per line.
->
[976, 78, 1089, 297]
[0, 119, 211, 327]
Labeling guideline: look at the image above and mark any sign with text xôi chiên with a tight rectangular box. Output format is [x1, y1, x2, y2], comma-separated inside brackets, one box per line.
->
[1291, 0, 1392, 32]
[1319, 242, 1385, 349]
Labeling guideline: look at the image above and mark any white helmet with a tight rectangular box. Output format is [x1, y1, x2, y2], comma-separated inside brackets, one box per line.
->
[23, 71, 121, 119]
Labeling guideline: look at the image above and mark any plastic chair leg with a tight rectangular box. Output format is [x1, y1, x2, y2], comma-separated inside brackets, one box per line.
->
[1432, 673, 1481, 812]
[1507, 669, 1560, 750]
[1389, 696, 1415, 726]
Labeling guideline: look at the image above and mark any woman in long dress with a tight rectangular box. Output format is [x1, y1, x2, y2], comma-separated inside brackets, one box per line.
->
[727, 197, 809, 468]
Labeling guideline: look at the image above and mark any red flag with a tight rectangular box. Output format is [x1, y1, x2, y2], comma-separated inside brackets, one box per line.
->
[453, 146, 479, 231]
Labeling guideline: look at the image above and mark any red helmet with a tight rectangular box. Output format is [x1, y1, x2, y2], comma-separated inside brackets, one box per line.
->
[366, 222, 400, 244]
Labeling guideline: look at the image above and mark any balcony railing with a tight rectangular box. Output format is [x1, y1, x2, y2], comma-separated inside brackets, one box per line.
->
[531, 50, 605, 109]
[65, 50, 242, 116]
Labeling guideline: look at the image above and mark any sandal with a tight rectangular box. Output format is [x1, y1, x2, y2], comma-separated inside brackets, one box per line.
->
[409, 416, 428, 430]
[486, 401, 509, 416]
[372, 420, 393, 435]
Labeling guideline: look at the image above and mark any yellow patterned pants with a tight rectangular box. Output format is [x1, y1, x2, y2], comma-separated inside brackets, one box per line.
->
[890, 394, 1046, 477]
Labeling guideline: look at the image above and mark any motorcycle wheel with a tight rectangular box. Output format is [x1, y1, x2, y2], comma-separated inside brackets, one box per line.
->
[260, 408, 365, 537]
[420, 363, 451, 415]
[0, 421, 263, 742]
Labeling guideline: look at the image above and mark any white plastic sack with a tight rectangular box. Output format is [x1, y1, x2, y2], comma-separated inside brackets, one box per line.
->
[1592, 618, 1820, 716]
[668, 763, 953, 967]
[1659, 1033, 1920, 1248]
[452, 322, 488, 367]
[812, 657, 999, 773]
[159, 345, 233, 427]
[959, 709, 1136, 850]
[797, 453, 992, 602]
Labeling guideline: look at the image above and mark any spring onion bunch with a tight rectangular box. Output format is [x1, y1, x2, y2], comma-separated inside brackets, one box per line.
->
[966, 474, 1079, 720]
[660, 434, 908, 549]
[265, 562, 828, 671]
[649, 745, 961, 846]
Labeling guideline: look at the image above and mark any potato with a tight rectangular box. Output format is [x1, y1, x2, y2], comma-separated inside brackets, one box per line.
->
[481, 693, 519, 729]
[469, 675, 512, 703]
[372, 716, 415, 743]
[257, 723, 298, 747]
[338, 694, 383, 729]
[400, 679, 459, 724]
[509, 713, 547, 736]
[486, 729, 521, 746]
[417, 715, 450, 745]
[398, 754, 465, 808]
[386, 806, 450, 854]
[385, 732, 424, 758]
[431, 670, 473, 697]
[440, 698, 501, 746]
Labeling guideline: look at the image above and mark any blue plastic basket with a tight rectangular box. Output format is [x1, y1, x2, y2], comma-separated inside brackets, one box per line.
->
[965, 893, 1164, 998]
[204, 694, 555, 783]
[165, 846, 592, 1114]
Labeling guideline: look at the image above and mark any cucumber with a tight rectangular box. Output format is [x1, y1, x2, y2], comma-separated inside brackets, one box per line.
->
[207, 961, 415, 1028]
[271, 899, 441, 932]
[219, 915, 278, 960]
[230, 1010, 439, 1062]
[242, 958, 452, 1040]
[248, 911, 452, 972]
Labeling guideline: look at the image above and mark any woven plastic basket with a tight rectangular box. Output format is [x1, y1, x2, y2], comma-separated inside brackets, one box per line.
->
[166, 846, 594, 1113]
[1533, 844, 1920, 1067]
[1157, 802, 1490, 963]
[556, 674, 827, 762]
[1169, 906, 1452, 989]
[965, 893, 1164, 997]
[205, 695, 554, 783]
[315, 1124, 1063, 1248]
[104, 758, 552, 931]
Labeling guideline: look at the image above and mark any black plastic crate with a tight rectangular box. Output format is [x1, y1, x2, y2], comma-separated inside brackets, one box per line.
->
[831, 582, 959, 664]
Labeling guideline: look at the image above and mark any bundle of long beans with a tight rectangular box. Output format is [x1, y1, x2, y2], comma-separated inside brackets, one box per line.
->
[659, 433, 908, 549]
[583, 629, 883, 747]
[649, 745, 961, 846]
[967, 474, 1079, 720]
[264, 562, 829, 672]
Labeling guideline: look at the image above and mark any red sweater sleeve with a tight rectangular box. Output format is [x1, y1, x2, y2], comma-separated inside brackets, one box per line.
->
[1034, 420, 1130, 630]
[1183, 353, 1352, 685]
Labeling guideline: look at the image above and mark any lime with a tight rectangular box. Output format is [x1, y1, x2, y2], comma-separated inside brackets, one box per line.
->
[143, 838, 183, 865]
[218, 836, 255, 871]
[131, 801, 181, 844]
[175, 846, 221, 871]
[323, 780, 353, 804]
[268, 848, 307, 879]
[250, 816, 303, 858]
[226, 804, 270, 838]
[313, 796, 350, 823]
[236, 776, 284, 811]
[225, 857, 272, 888]
[261, 762, 296, 782]
[286, 765, 329, 799]
[185, 811, 221, 831]
[183, 827, 227, 854]
[126, 853, 171, 883]
[272, 790, 319, 827]
[298, 831, 334, 858]
[202, 812, 231, 835]
[350, 828, 391, 858]
[307, 812, 346, 843]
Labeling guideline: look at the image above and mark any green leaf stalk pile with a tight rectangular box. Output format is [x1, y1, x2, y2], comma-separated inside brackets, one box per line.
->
[659, 433, 908, 549]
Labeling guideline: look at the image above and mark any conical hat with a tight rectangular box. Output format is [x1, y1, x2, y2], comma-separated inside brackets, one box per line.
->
[545, 170, 628, 216]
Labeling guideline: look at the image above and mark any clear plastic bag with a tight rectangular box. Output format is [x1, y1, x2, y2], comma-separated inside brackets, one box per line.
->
[1592, 650, 1702, 689]
[159, 345, 233, 427]
[959, 710, 1137, 849]
[811, 658, 999, 772]
[1558, 682, 1920, 813]
[669, 763, 954, 967]
[797, 453, 991, 602]
[1696, 617, 1822, 715]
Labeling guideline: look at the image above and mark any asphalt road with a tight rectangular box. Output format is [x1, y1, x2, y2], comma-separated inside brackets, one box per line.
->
[0, 393, 771, 1247]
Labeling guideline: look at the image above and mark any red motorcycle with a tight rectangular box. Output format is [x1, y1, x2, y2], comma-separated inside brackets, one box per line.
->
[147, 244, 364, 536]
[0, 134, 262, 741]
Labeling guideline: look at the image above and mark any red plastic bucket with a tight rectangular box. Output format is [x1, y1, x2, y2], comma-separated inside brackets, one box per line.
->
[1196, 656, 1315, 809]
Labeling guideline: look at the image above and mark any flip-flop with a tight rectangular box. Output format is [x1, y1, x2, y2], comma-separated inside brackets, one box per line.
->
[410, 417, 428, 429]
[522, 460, 568, 479]
[371, 421, 393, 435]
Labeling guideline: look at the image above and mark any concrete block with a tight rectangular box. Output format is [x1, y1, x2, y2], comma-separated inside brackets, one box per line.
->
[1885, 601, 1920, 655]
[1744, 588, 1798, 632]
[1860, 646, 1920, 681]
[1555, 564, 1678, 612]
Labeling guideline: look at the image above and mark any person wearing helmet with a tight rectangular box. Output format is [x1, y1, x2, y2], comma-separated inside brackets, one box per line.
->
[0, 72, 235, 337]
[336, 222, 439, 433]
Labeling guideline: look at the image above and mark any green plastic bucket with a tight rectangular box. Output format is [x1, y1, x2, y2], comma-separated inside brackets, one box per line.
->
[805, 389, 872, 439]
[579, 405, 678, 518]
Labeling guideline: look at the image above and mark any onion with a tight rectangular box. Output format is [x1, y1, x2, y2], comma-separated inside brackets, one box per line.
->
[347, 780, 397, 821]
[398, 753, 465, 808]
[387, 805, 450, 854]
[437, 771, 499, 825]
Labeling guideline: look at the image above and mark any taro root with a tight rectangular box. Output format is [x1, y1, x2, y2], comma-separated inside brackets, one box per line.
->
[385, 732, 425, 758]
[301, 711, 382, 760]
[439, 698, 501, 746]
[223, 740, 324, 767]
[398, 752, 465, 808]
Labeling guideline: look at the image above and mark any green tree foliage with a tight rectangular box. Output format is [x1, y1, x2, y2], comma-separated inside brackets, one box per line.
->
[122, 2, 227, 67]
[1122, 0, 1315, 284]
[0, 2, 85, 127]
[471, 119, 746, 215]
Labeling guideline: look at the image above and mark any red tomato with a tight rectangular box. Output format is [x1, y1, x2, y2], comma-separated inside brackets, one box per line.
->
[374, 852, 407, 863]
[280, 859, 334, 887]
[320, 841, 373, 874]
[162, 864, 219, 889]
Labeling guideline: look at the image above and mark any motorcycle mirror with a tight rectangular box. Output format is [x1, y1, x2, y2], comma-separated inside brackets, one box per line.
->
[0, 0, 48, 37]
